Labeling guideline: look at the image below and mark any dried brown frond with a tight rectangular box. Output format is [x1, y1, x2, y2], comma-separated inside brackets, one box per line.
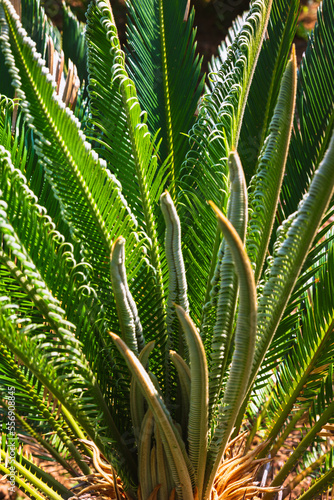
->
[73, 434, 281, 500]
[211, 434, 281, 500]
[72, 439, 127, 500]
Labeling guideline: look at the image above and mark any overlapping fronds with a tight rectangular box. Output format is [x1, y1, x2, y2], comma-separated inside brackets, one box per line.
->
[259, 242, 334, 448]
[110, 331, 195, 499]
[62, 1, 87, 85]
[0, 0, 146, 332]
[0, 140, 115, 401]
[178, 0, 272, 324]
[294, 449, 334, 500]
[252, 207, 334, 400]
[85, 0, 166, 262]
[283, 0, 334, 218]
[264, 371, 334, 496]
[205, 152, 247, 416]
[85, 0, 172, 386]
[0, 443, 70, 499]
[20, 0, 61, 56]
[204, 203, 257, 497]
[0, 145, 137, 481]
[246, 46, 297, 282]
[125, 0, 204, 181]
[0, 344, 89, 475]
[247, 131, 334, 408]
[0, 0, 334, 498]
[207, 12, 248, 86]
[239, 0, 298, 180]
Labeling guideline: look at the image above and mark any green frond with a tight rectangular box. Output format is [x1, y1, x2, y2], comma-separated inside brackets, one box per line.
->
[62, 1, 87, 85]
[252, 212, 334, 400]
[0, 343, 90, 475]
[85, 0, 167, 236]
[266, 371, 334, 496]
[207, 12, 248, 85]
[0, 0, 138, 258]
[85, 0, 169, 382]
[239, 0, 299, 180]
[20, 0, 61, 57]
[125, 0, 204, 182]
[0, 154, 137, 482]
[283, 0, 334, 218]
[263, 242, 334, 432]
[247, 130, 334, 405]
[178, 0, 272, 324]
[294, 451, 334, 500]
[0, 1, 157, 365]
[110, 332, 195, 499]
[0, 447, 69, 500]
[205, 202, 257, 498]
[0, 144, 118, 409]
[205, 151, 248, 418]
[247, 47, 297, 283]
[0, 290, 136, 483]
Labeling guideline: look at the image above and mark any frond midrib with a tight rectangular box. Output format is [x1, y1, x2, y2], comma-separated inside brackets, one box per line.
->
[158, 0, 175, 197]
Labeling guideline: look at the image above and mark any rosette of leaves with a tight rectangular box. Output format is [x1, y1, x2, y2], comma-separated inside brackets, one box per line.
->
[0, 0, 334, 499]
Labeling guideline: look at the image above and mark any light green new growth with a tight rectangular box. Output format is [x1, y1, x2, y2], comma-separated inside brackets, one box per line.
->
[205, 202, 257, 497]
[110, 236, 145, 354]
[175, 304, 208, 499]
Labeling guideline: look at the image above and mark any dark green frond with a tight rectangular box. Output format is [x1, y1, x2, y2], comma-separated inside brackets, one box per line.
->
[207, 11, 248, 84]
[62, 1, 87, 85]
[239, 0, 298, 181]
[85, 0, 174, 390]
[179, 0, 272, 324]
[260, 243, 334, 451]
[0, 142, 114, 405]
[0, 0, 148, 334]
[248, 131, 334, 406]
[0, 344, 89, 475]
[125, 0, 204, 181]
[283, 0, 334, 217]
[267, 371, 334, 492]
[20, 0, 61, 56]
[247, 47, 297, 282]
[0, 441, 72, 499]
[296, 451, 334, 500]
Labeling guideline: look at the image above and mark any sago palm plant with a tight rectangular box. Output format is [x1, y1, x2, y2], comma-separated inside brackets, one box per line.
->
[0, 0, 334, 498]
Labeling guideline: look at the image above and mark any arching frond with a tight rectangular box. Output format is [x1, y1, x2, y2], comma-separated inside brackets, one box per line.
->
[239, 0, 299, 180]
[0, 0, 150, 343]
[283, 0, 334, 218]
[178, 0, 272, 324]
[85, 0, 169, 384]
[20, 0, 61, 56]
[249, 130, 334, 401]
[247, 47, 297, 282]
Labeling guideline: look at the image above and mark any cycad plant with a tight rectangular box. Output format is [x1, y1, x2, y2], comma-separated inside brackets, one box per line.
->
[0, 0, 334, 498]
